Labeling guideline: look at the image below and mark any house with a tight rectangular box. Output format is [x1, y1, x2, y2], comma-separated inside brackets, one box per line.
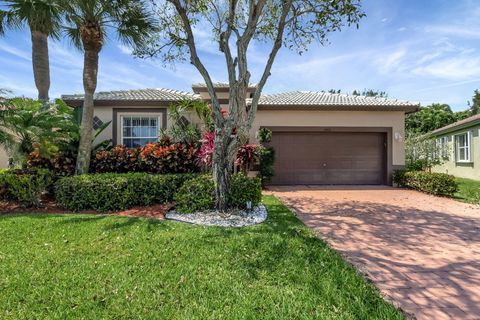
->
[0, 83, 419, 185]
[430, 114, 480, 180]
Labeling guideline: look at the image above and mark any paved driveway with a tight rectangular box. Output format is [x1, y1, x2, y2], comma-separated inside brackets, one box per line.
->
[269, 186, 480, 320]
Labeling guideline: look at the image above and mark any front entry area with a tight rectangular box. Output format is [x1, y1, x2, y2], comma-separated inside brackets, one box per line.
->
[269, 129, 388, 185]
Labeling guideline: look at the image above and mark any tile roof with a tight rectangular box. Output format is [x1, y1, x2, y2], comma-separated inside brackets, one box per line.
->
[430, 114, 480, 135]
[191, 82, 258, 88]
[257, 91, 419, 108]
[61, 87, 419, 112]
[61, 88, 199, 101]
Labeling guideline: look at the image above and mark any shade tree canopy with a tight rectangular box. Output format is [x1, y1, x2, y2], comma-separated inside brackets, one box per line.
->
[136, 0, 365, 210]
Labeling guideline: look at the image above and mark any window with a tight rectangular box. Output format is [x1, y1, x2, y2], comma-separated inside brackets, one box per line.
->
[121, 115, 160, 147]
[93, 116, 104, 130]
[455, 132, 471, 162]
[436, 136, 449, 160]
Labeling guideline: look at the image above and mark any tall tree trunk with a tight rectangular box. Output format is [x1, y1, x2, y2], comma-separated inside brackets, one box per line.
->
[30, 29, 50, 102]
[212, 132, 233, 211]
[75, 48, 99, 174]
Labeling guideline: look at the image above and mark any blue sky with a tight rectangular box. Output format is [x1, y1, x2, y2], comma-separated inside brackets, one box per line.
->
[1, 0, 480, 111]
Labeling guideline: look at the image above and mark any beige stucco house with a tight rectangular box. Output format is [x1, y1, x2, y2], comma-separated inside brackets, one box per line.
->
[430, 114, 480, 180]
[0, 83, 419, 185]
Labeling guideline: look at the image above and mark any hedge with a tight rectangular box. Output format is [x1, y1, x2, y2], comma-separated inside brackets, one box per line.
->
[174, 173, 262, 213]
[393, 170, 458, 196]
[0, 169, 53, 207]
[54, 173, 198, 212]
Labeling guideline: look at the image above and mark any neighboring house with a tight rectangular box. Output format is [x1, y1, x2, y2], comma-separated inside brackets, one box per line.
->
[430, 114, 480, 180]
[0, 83, 419, 185]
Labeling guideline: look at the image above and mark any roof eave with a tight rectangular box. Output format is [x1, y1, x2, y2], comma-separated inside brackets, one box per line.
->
[257, 104, 419, 112]
[430, 119, 480, 136]
[61, 99, 186, 108]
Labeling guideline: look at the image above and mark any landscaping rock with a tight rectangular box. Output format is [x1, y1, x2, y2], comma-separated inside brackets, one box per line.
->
[165, 204, 267, 227]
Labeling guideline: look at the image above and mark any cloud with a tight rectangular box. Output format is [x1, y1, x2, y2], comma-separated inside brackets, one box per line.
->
[397, 27, 406, 32]
[374, 49, 406, 73]
[117, 44, 133, 55]
[425, 25, 480, 39]
[0, 41, 30, 60]
[412, 56, 480, 81]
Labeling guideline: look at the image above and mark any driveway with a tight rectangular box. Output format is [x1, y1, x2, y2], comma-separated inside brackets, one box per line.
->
[268, 186, 480, 320]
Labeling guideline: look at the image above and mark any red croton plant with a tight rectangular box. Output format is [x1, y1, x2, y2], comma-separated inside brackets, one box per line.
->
[197, 131, 259, 173]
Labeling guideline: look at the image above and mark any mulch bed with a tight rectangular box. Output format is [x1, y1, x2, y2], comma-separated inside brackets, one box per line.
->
[0, 199, 170, 219]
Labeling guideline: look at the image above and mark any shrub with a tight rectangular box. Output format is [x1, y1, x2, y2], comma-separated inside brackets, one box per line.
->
[258, 146, 275, 186]
[92, 145, 141, 173]
[91, 143, 199, 174]
[398, 171, 458, 196]
[235, 144, 260, 173]
[392, 169, 408, 187]
[174, 175, 215, 213]
[174, 173, 262, 213]
[140, 142, 198, 173]
[27, 151, 76, 176]
[227, 173, 262, 209]
[54, 173, 198, 212]
[0, 169, 53, 207]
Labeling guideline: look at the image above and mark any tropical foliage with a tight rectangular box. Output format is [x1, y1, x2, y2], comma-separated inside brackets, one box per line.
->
[0, 98, 73, 165]
[165, 99, 213, 144]
[91, 141, 199, 174]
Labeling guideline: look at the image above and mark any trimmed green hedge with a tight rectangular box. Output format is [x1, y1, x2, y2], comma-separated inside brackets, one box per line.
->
[174, 175, 215, 213]
[393, 170, 458, 196]
[54, 173, 198, 212]
[174, 173, 262, 213]
[227, 173, 262, 209]
[0, 169, 53, 207]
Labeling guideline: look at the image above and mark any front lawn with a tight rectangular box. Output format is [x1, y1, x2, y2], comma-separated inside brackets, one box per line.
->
[0, 196, 403, 319]
[455, 177, 480, 204]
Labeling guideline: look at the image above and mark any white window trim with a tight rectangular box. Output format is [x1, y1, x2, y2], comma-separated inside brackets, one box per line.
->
[454, 131, 472, 163]
[120, 114, 161, 147]
[436, 136, 450, 160]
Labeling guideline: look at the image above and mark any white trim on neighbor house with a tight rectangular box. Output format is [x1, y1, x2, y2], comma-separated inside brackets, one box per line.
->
[120, 114, 161, 148]
[436, 136, 450, 160]
[454, 131, 472, 163]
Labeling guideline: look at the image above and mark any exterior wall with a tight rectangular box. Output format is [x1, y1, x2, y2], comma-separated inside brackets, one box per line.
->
[251, 110, 406, 166]
[432, 124, 480, 180]
[92, 105, 203, 145]
[0, 146, 9, 169]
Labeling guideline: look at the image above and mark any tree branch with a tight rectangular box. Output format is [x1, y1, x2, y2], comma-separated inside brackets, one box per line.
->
[168, 0, 223, 124]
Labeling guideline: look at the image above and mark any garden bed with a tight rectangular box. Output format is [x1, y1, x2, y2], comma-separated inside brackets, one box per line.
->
[0, 199, 170, 219]
[166, 204, 267, 227]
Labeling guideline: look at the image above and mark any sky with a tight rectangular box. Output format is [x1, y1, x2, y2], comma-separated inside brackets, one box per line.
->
[1, 0, 480, 111]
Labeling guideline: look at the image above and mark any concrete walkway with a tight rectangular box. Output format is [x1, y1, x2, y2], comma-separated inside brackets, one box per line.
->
[269, 185, 480, 320]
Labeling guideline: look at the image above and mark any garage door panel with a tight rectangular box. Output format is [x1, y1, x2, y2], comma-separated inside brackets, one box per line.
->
[270, 131, 386, 185]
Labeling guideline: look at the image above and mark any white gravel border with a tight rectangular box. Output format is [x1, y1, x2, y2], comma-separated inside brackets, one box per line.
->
[165, 204, 267, 227]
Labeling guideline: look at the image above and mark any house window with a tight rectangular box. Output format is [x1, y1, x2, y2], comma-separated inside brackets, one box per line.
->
[436, 136, 449, 160]
[455, 132, 471, 162]
[121, 115, 160, 147]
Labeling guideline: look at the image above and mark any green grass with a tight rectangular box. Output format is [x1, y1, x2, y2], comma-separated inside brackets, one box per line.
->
[455, 177, 480, 204]
[0, 196, 403, 319]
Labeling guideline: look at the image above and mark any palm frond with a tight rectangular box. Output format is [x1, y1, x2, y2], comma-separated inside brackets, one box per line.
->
[1, 0, 62, 36]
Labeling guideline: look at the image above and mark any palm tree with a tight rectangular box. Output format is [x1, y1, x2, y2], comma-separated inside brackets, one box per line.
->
[0, 98, 73, 165]
[61, 0, 156, 174]
[0, 1, 62, 102]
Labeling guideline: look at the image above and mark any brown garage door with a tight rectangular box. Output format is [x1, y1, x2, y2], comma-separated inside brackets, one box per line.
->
[269, 131, 387, 185]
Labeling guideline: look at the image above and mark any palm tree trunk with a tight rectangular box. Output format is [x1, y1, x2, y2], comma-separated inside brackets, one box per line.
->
[30, 29, 50, 102]
[75, 48, 99, 174]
